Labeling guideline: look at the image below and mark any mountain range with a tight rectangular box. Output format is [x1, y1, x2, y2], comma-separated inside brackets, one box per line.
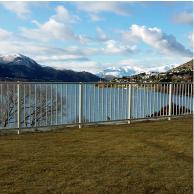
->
[0, 54, 100, 82]
[0, 54, 192, 82]
[97, 66, 146, 80]
[97, 63, 179, 79]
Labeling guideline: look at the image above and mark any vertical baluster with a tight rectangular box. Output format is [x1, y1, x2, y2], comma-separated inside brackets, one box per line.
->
[149, 84, 152, 117]
[7, 84, 9, 127]
[113, 85, 116, 120]
[177, 83, 179, 115]
[163, 84, 166, 116]
[184, 83, 186, 114]
[139, 84, 142, 118]
[78, 83, 82, 128]
[121, 84, 124, 120]
[1, 84, 3, 126]
[172, 84, 175, 116]
[24, 84, 26, 127]
[142, 84, 145, 118]
[147, 84, 149, 117]
[128, 84, 132, 123]
[181, 83, 184, 115]
[187, 84, 190, 114]
[166, 84, 168, 117]
[153, 84, 155, 117]
[98, 84, 100, 121]
[89, 92, 91, 122]
[136, 85, 138, 119]
[45, 84, 47, 126]
[179, 83, 181, 115]
[34, 84, 37, 127]
[17, 82, 21, 134]
[70, 87, 72, 124]
[61, 84, 63, 124]
[157, 84, 159, 117]
[28, 84, 31, 127]
[74, 84, 76, 123]
[51, 84, 53, 125]
[118, 85, 120, 120]
[168, 83, 172, 120]
[159, 84, 162, 116]
[161, 84, 163, 117]
[93, 84, 96, 122]
[188, 84, 193, 114]
[65, 84, 68, 123]
[85, 84, 87, 122]
[106, 83, 108, 121]
[190, 83, 192, 113]
[110, 84, 112, 120]
[55, 84, 58, 125]
[125, 84, 128, 119]
[181, 84, 184, 115]
[102, 84, 104, 121]
[39, 84, 41, 126]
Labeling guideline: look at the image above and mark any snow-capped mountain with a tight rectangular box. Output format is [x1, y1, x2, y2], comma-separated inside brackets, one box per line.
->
[0, 54, 38, 67]
[97, 64, 178, 78]
[0, 54, 101, 82]
[97, 65, 147, 78]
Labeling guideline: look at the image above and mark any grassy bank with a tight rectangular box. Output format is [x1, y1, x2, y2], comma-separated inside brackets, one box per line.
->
[0, 116, 192, 194]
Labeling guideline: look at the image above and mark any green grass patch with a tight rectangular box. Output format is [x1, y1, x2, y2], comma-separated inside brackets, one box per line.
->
[0, 117, 192, 194]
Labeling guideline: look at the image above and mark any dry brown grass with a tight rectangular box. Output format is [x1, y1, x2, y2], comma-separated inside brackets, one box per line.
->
[0, 116, 192, 194]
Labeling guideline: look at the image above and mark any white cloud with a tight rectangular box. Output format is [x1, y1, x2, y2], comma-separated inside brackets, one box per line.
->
[20, 5, 83, 43]
[188, 33, 194, 48]
[96, 27, 108, 41]
[0, 2, 30, 18]
[74, 2, 130, 15]
[52, 5, 80, 23]
[89, 14, 104, 22]
[102, 40, 138, 55]
[46, 60, 102, 73]
[74, 2, 130, 21]
[0, 28, 12, 40]
[147, 64, 178, 72]
[172, 11, 193, 25]
[117, 29, 139, 44]
[130, 24, 192, 57]
[21, 18, 76, 42]
[95, 27, 138, 55]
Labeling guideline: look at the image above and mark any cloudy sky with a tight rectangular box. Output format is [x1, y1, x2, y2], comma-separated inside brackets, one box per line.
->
[0, 1, 193, 73]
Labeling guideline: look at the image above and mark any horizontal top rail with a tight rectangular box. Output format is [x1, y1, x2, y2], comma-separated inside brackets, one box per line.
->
[0, 81, 192, 85]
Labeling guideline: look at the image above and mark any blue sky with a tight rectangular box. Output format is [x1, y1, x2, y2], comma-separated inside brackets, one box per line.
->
[0, 1, 193, 74]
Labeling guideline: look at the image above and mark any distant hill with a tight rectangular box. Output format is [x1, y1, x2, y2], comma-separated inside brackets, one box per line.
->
[168, 59, 193, 73]
[0, 54, 101, 82]
[111, 59, 193, 83]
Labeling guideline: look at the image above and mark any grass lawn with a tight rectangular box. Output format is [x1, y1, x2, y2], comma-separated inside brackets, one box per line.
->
[0, 116, 192, 194]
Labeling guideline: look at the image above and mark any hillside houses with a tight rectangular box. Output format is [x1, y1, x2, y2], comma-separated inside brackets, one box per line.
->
[110, 59, 193, 83]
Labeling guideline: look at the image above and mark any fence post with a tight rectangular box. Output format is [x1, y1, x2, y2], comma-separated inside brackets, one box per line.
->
[78, 82, 82, 128]
[128, 84, 132, 124]
[168, 83, 172, 121]
[17, 82, 21, 134]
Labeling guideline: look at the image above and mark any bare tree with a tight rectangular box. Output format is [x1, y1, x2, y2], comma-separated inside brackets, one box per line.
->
[0, 83, 66, 128]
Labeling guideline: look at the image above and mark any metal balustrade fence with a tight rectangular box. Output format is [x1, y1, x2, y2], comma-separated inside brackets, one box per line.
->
[0, 82, 193, 133]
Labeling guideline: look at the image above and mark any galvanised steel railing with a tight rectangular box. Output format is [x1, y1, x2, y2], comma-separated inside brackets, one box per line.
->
[0, 82, 193, 133]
